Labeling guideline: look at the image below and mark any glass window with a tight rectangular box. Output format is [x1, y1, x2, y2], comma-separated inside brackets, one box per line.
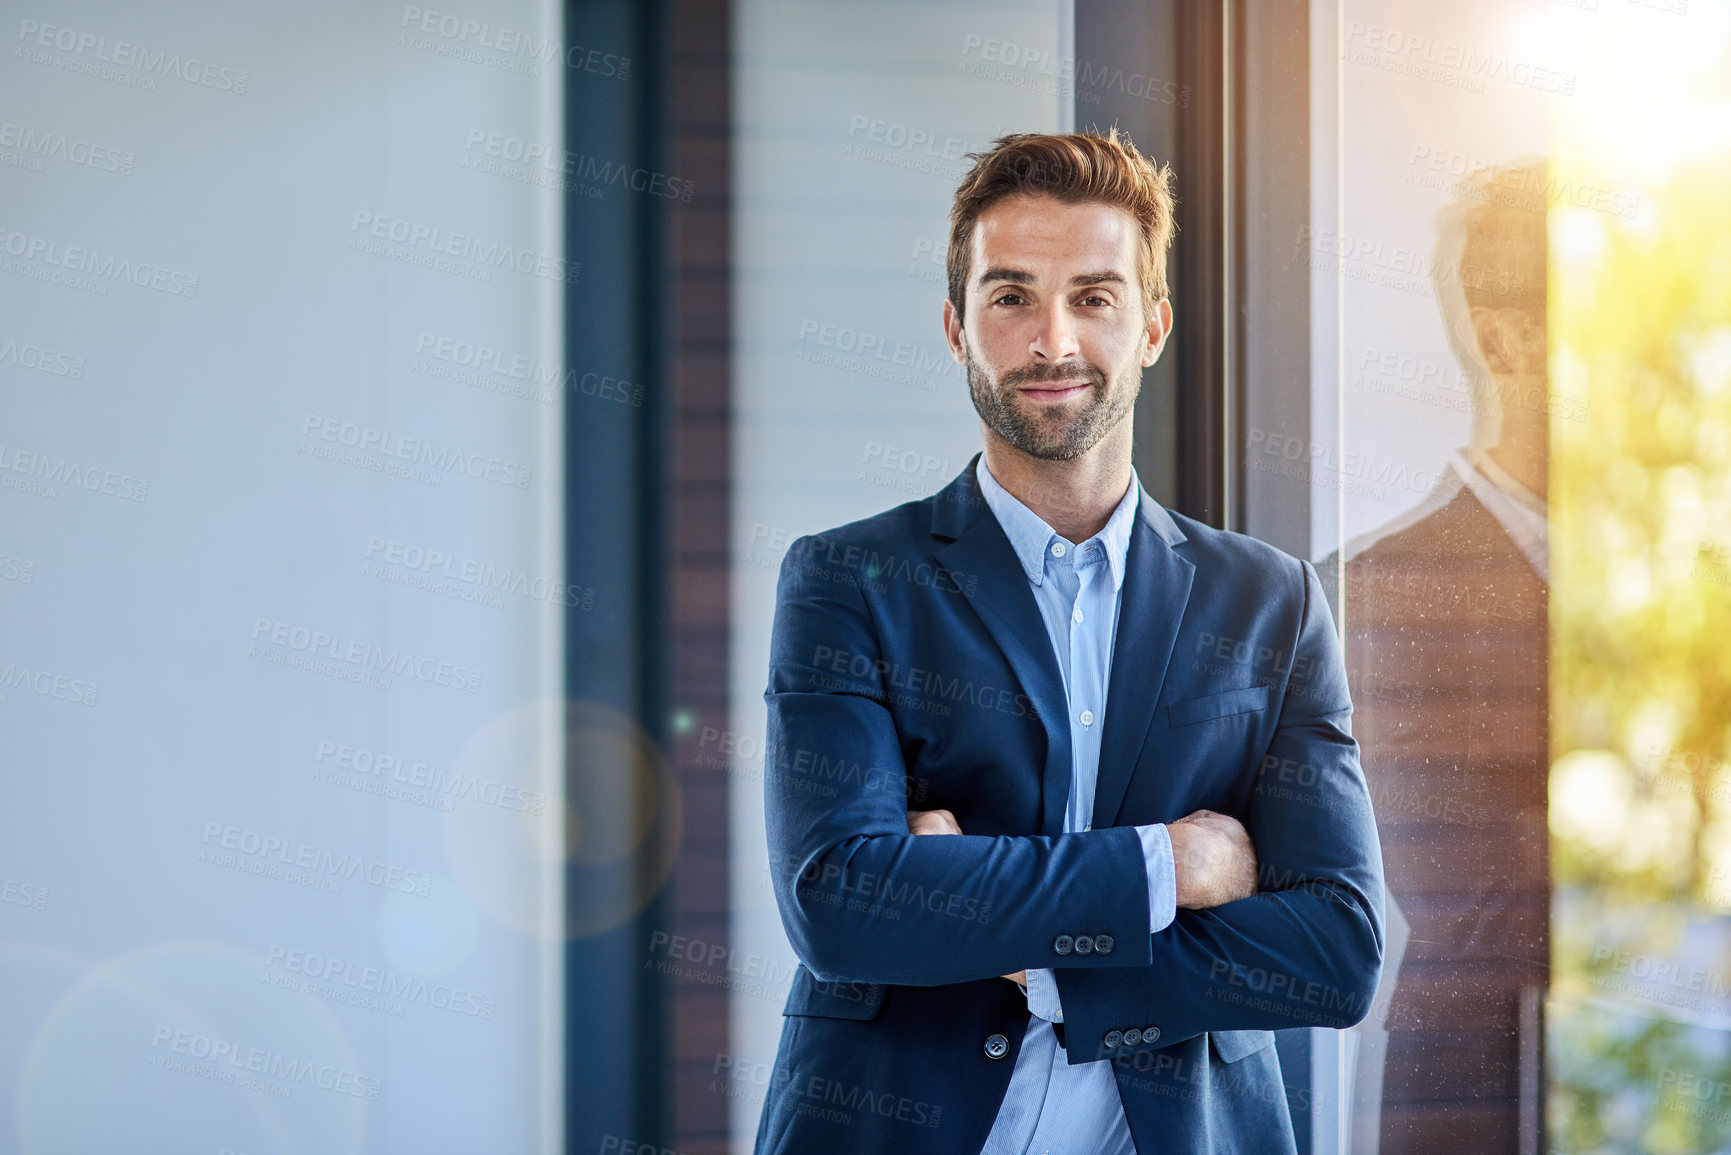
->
[1289, 3, 1731, 1152]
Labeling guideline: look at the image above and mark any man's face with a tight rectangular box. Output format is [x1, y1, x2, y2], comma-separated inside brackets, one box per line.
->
[943, 193, 1172, 461]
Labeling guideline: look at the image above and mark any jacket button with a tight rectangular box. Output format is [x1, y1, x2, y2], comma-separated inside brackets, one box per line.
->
[1053, 935, 1074, 956]
[984, 1033, 1009, 1060]
[1073, 935, 1094, 955]
[1103, 1029, 1123, 1048]
[1094, 934, 1114, 955]
[1142, 1026, 1160, 1044]
[1122, 1028, 1142, 1046]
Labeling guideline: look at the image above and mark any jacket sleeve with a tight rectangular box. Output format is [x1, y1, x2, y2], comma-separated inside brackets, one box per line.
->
[1051, 558, 1386, 1061]
[763, 533, 1154, 987]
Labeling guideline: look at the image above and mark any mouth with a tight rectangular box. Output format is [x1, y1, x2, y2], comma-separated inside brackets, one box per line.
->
[1017, 381, 1093, 403]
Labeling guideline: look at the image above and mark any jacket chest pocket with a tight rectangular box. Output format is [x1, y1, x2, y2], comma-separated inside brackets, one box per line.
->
[1152, 685, 1276, 815]
[1168, 684, 1272, 728]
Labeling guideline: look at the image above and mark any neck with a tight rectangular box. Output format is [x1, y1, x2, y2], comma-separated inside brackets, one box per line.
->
[1483, 442, 1548, 502]
[1482, 373, 1549, 500]
[980, 430, 1135, 542]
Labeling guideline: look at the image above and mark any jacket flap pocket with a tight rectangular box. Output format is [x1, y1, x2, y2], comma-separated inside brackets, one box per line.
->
[782, 966, 887, 1020]
[1168, 684, 1272, 728]
[1208, 1028, 1275, 1063]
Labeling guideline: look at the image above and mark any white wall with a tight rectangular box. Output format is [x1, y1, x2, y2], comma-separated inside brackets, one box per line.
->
[0, 3, 566, 1151]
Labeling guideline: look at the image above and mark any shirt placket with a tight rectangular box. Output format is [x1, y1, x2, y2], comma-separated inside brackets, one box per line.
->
[1042, 545, 1078, 817]
[1068, 545, 1105, 834]
[1020, 540, 1119, 1155]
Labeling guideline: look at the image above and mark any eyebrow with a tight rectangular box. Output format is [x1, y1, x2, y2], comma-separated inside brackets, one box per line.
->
[976, 267, 1129, 290]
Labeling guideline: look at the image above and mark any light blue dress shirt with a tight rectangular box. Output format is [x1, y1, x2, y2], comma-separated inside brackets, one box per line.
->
[974, 457, 1179, 1155]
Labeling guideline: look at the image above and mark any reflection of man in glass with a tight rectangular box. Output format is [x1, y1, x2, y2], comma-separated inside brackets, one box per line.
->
[1327, 158, 1550, 1153]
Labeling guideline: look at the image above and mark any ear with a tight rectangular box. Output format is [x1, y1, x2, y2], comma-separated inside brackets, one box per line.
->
[1141, 298, 1174, 367]
[1466, 306, 1534, 376]
[942, 296, 967, 366]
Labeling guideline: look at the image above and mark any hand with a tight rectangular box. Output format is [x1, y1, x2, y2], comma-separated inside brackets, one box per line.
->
[905, 809, 1024, 987]
[906, 808, 962, 837]
[1166, 809, 1258, 910]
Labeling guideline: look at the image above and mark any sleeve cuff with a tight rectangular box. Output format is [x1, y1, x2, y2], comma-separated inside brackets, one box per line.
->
[1024, 967, 1063, 1022]
[1137, 822, 1177, 933]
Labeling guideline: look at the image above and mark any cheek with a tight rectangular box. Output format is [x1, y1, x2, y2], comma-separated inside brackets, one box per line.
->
[969, 323, 1025, 367]
[1088, 327, 1146, 372]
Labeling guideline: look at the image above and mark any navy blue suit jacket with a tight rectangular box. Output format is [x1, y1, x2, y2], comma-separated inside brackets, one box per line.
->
[756, 460, 1384, 1154]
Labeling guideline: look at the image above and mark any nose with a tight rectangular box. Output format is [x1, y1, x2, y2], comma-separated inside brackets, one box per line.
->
[1028, 298, 1080, 362]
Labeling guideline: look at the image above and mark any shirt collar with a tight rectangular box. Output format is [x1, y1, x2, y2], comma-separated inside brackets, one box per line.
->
[975, 456, 1140, 590]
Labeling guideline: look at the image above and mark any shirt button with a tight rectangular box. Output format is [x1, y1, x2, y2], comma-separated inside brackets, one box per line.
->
[1079, 709, 1094, 727]
[1050, 542, 1066, 558]
[1072, 606, 1083, 623]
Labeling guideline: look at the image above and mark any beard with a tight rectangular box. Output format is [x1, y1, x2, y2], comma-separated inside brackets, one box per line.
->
[966, 346, 1140, 462]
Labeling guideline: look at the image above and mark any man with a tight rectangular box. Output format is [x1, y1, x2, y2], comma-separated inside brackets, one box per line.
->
[756, 129, 1385, 1155]
[1324, 158, 1550, 1154]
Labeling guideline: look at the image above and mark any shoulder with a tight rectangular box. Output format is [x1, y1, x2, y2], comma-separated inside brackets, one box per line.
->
[1337, 488, 1528, 599]
[1155, 509, 1333, 649]
[1165, 508, 1310, 591]
[775, 493, 949, 596]
[1321, 488, 1515, 624]
[786, 494, 935, 560]
[1346, 488, 1490, 570]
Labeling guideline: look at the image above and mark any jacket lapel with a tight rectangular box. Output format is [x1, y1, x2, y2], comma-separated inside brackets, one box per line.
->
[931, 461, 1073, 837]
[1090, 490, 1194, 831]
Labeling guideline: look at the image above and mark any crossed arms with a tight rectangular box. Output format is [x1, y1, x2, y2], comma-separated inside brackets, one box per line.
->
[907, 804, 1259, 991]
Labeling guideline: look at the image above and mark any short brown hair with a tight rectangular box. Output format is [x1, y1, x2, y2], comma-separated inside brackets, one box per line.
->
[1450, 157, 1547, 316]
[947, 127, 1177, 321]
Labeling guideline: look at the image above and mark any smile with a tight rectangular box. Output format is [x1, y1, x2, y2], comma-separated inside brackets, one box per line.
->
[1018, 382, 1092, 403]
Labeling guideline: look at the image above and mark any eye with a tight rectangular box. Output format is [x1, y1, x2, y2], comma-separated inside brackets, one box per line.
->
[1078, 293, 1112, 307]
[991, 291, 1027, 306]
